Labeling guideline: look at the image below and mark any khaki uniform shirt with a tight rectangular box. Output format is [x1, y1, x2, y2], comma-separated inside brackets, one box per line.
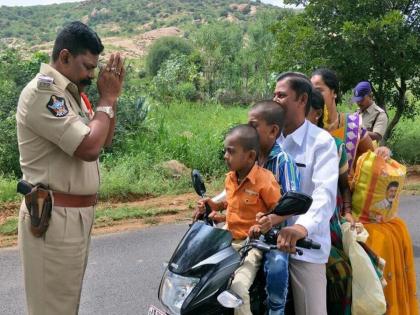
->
[360, 102, 388, 138]
[16, 63, 100, 195]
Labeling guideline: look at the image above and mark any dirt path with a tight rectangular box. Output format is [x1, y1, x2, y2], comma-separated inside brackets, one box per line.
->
[0, 192, 196, 248]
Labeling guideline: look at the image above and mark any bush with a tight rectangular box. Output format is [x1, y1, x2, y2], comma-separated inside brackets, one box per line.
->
[151, 54, 200, 101]
[175, 82, 198, 101]
[388, 116, 420, 164]
[112, 96, 150, 150]
[0, 49, 49, 177]
[0, 175, 18, 203]
[145, 36, 193, 76]
[0, 115, 20, 177]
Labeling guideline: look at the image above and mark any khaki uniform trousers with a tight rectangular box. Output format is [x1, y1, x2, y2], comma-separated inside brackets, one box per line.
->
[289, 259, 327, 315]
[231, 240, 263, 315]
[18, 202, 95, 315]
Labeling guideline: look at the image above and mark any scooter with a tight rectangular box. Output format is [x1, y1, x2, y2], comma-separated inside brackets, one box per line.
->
[148, 170, 320, 315]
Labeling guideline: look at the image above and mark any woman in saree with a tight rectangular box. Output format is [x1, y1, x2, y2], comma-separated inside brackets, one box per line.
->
[311, 69, 375, 181]
[311, 68, 418, 315]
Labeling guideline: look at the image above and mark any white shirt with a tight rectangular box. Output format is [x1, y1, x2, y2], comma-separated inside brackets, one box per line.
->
[278, 120, 338, 263]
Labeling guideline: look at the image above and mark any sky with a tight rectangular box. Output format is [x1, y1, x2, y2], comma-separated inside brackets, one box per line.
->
[0, 0, 302, 8]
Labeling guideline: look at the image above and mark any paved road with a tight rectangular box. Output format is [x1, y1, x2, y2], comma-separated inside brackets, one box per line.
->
[0, 196, 419, 314]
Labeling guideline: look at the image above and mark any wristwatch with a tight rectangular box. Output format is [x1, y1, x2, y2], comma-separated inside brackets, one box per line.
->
[96, 106, 114, 119]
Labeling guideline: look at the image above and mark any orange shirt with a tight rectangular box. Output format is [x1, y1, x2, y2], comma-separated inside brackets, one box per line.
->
[225, 164, 281, 240]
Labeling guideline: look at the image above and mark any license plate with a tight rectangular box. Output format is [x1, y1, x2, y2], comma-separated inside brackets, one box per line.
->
[148, 305, 167, 315]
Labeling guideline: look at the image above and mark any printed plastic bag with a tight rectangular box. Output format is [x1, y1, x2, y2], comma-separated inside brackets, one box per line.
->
[352, 151, 406, 223]
[341, 222, 386, 315]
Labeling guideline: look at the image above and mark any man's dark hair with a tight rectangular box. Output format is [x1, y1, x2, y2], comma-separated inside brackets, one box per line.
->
[276, 71, 312, 115]
[250, 100, 285, 129]
[52, 21, 104, 62]
[312, 68, 341, 104]
[387, 181, 399, 190]
[226, 124, 260, 156]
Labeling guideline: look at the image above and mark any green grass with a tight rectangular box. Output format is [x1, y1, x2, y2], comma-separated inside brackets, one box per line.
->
[100, 101, 247, 200]
[0, 205, 183, 236]
[0, 176, 19, 203]
[404, 183, 420, 191]
[95, 206, 179, 222]
[0, 217, 18, 235]
[388, 117, 420, 164]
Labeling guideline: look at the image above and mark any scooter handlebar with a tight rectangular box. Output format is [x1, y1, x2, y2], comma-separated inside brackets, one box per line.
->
[296, 238, 321, 250]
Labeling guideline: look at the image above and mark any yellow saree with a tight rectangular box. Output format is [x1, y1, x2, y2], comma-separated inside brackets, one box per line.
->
[364, 217, 418, 315]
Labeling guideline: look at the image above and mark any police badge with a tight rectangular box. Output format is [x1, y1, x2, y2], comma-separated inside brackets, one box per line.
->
[46, 95, 69, 117]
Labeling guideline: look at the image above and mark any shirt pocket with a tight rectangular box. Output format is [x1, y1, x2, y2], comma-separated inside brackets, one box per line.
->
[243, 193, 259, 206]
[239, 191, 260, 219]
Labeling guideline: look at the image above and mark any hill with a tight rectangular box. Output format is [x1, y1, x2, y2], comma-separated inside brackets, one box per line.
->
[0, 0, 281, 55]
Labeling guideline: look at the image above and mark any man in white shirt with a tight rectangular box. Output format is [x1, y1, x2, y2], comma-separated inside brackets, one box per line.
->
[273, 72, 339, 315]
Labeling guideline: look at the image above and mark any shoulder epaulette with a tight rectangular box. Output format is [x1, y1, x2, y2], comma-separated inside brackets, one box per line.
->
[37, 75, 54, 90]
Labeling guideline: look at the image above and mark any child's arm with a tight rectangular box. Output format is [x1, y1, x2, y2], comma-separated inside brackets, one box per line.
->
[256, 212, 289, 234]
[193, 197, 227, 221]
[209, 211, 226, 223]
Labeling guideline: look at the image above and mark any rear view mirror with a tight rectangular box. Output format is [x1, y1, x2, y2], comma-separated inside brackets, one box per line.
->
[191, 169, 206, 197]
[272, 191, 312, 216]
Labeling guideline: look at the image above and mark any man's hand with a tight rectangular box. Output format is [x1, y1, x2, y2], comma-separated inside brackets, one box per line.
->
[277, 224, 308, 254]
[97, 53, 125, 105]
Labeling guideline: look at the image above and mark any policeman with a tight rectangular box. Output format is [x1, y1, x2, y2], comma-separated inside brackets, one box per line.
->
[352, 81, 388, 142]
[16, 21, 124, 315]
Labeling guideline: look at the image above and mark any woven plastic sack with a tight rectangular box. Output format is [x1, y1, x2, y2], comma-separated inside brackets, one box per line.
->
[351, 151, 406, 223]
[341, 222, 386, 315]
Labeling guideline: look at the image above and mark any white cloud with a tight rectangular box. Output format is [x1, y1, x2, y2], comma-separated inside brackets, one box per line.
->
[260, 0, 303, 8]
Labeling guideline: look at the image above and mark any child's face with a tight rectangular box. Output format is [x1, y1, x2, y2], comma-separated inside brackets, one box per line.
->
[248, 110, 276, 150]
[224, 134, 253, 172]
[307, 107, 322, 125]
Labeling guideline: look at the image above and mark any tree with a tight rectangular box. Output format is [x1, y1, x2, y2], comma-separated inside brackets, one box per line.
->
[274, 0, 420, 141]
[191, 22, 243, 98]
[145, 36, 193, 76]
[242, 8, 292, 98]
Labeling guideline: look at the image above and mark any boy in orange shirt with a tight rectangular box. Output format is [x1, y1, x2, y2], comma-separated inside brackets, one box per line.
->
[198, 124, 282, 315]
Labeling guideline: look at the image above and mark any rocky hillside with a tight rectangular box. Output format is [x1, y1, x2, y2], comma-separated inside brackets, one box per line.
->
[0, 0, 280, 54]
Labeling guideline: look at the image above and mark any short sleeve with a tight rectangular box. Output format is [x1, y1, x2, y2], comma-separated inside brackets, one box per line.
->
[260, 173, 281, 210]
[372, 112, 388, 137]
[278, 154, 301, 193]
[24, 91, 90, 156]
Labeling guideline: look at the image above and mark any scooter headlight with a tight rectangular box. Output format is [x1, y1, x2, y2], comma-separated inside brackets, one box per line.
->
[159, 270, 199, 315]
